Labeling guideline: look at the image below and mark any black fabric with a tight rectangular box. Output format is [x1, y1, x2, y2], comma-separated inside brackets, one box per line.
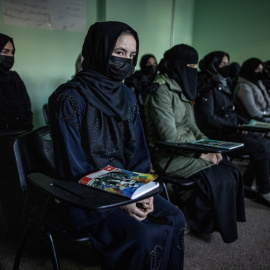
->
[124, 54, 158, 135]
[183, 158, 246, 243]
[196, 72, 238, 136]
[0, 33, 15, 53]
[0, 34, 32, 131]
[76, 21, 139, 122]
[125, 54, 158, 107]
[158, 44, 198, 101]
[263, 60, 270, 91]
[140, 54, 157, 75]
[49, 21, 140, 172]
[229, 62, 241, 92]
[198, 51, 232, 95]
[239, 58, 263, 84]
[108, 55, 135, 81]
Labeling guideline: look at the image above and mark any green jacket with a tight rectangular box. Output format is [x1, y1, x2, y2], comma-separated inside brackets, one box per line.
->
[144, 74, 214, 178]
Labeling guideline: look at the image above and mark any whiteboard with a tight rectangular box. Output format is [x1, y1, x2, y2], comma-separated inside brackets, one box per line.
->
[1, 0, 86, 32]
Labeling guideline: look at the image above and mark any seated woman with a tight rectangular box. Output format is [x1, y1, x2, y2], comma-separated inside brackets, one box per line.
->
[233, 58, 270, 123]
[125, 54, 158, 134]
[49, 21, 185, 270]
[144, 44, 246, 243]
[0, 33, 33, 131]
[0, 34, 33, 231]
[195, 51, 270, 204]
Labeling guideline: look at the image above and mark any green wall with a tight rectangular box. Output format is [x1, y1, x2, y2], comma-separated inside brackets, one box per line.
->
[192, 0, 270, 65]
[0, 0, 194, 128]
[0, 0, 97, 128]
[1, 0, 269, 129]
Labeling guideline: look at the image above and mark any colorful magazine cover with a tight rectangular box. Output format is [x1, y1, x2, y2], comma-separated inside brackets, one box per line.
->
[79, 165, 159, 199]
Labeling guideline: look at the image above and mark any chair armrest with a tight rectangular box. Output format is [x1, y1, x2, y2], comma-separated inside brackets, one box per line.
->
[27, 173, 163, 211]
[223, 125, 270, 133]
[0, 129, 28, 136]
[153, 140, 226, 153]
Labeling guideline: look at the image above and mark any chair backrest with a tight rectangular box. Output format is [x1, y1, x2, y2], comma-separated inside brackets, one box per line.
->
[43, 104, 50, 125]
[13, 125, 55, 192]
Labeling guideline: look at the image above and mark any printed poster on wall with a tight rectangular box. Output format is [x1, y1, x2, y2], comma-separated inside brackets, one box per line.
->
[1, 0, 86, 32]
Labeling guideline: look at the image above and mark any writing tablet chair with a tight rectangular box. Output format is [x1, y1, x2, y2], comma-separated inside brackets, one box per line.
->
[151, 141, 239, 204]
[12, 126, 162, 270]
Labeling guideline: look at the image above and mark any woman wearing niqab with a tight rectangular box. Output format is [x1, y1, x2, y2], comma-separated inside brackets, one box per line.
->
[145, 44, 246, 243]
[49, 21, 185, 270]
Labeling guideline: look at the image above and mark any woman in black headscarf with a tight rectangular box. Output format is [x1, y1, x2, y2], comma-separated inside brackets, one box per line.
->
[145, 44, 246, 243]
[124, 54, 158, 134]
[0, 34, 33, 233]
[49, 21, 185, 270]
[233, 58, 270, 122]
[0, 33, 33, 131]
[195, 51, 270, 204]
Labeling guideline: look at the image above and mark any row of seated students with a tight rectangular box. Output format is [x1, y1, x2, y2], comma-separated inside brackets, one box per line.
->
[127, 48, 270, 206]
[0, 22, 268, 269]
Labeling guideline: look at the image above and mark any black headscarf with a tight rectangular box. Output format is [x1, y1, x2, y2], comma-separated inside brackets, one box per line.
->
[199, 51, 230, 78]
[158, 44, 198, 101]
[199, 51, 231, 93]
[0, 33, 29, 114]
[62, 21, 139, 122]
[140, 54, 156, 69]
[239, 58, 263, 84]
[0, 33, 15, 53]
[139, 54, 157, 76]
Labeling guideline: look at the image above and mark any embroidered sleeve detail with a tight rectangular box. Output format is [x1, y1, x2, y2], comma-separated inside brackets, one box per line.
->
[56, 92, 82, 127]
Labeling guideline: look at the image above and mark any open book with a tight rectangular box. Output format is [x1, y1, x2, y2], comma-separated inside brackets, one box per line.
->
[245, 119, 270, 129]
[79, 165, 159, 199]
[188, 138, 244, 150]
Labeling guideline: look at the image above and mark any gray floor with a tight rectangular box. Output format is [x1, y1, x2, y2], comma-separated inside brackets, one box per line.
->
[0, 158, 270, 270]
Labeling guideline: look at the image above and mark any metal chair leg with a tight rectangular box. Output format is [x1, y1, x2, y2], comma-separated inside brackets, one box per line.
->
[162, 182, 171, 202]
[45, 228, 61, 270]
[12, 224, 32, 270]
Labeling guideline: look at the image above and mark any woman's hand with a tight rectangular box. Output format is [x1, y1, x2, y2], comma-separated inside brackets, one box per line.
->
[238, 124, 248, 135]
[200, 153, 223, 164]
[120, 197, 154, 221]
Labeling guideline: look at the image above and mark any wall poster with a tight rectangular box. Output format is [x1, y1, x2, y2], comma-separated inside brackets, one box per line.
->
[1, 0, 86, 32]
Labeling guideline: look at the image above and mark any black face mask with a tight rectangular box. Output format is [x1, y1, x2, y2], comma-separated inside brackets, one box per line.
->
[255, 72, 265, 81]
[143, 65, 157, 76]
[217, 66, 230, 78]
[0, 55, 14, 71]
[108, 56, 135, 81]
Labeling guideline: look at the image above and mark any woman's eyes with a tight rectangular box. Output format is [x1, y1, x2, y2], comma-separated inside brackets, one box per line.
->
[1, 50, 14, 55]
[115, 50, 124, 56]
[114, 50, 135, 58]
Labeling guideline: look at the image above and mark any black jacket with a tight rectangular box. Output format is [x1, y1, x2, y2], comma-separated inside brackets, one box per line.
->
[195, 72, 241, 138]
